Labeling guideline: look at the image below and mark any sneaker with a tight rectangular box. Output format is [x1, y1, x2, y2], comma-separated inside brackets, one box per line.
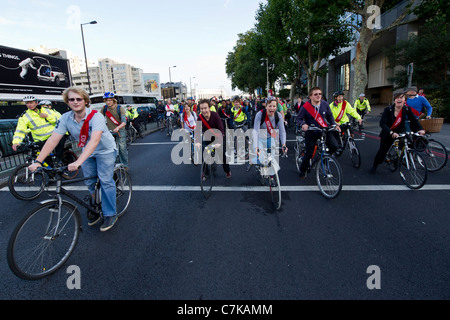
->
[87, 211, 101, 226]
[299, 171, 307, 179]
[100, 215, 118, 232]
[226, 171, 232, 178]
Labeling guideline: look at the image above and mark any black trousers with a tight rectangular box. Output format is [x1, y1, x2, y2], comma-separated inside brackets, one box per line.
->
[372, 136, 395, 168]
[299, 130, 339, 173]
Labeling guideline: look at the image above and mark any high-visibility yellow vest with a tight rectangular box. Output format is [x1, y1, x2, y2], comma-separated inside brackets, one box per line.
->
[231, 105, 247, 123]
[12, 107, 56, 144]
[329, 100, 361, 125]
[354, 98, 371, 112]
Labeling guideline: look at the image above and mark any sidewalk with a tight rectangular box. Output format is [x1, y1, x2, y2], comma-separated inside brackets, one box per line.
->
[363, 105, 450, 150]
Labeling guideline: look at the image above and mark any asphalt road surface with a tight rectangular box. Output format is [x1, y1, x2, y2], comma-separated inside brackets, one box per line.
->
[1, 118, 449, 302]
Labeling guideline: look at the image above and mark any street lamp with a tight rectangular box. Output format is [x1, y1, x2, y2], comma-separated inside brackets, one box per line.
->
[260, 58, 269, 96]
[169, 65, 176, 83]
[81, 20, 97, 96]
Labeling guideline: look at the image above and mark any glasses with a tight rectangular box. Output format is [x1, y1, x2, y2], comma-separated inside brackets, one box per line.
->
[68, 98, 84, 102]
[312, 93, 322, 96]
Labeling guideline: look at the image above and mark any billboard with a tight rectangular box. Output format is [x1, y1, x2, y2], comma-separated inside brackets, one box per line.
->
[143, 73, 161, 98]
[0, 45, 72, 96]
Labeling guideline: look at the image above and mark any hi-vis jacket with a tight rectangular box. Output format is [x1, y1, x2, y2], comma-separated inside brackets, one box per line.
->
[231, 105, 247, 123]
[329, 100, 361, 125]
[12, 107, 57, 144]
[126, 108, 139, 121]
[354, 98, 371, 112]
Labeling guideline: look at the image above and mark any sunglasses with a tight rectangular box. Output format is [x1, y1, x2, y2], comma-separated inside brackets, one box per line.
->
[312, 93, 322, 96]
[68, 98, 85, 102]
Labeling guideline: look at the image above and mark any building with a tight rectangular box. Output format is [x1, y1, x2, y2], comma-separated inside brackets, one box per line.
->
[317, 0, 420, 105]
[191, 88, 227, 100]
[161, 82, 187, 101]
[72, 58, 144, 95]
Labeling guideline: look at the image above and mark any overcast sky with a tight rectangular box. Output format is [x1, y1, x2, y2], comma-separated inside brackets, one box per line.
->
[0, 0, 264, 95]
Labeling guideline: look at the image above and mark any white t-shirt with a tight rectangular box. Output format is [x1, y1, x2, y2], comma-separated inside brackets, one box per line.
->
[182, 111, 197, 132]
[165, 104, 175, 117]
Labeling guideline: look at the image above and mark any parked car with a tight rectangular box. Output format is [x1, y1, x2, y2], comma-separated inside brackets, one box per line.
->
[35, 57, 67, 86]
[0, 119, 18, 158]
[137, 105, 158, 123]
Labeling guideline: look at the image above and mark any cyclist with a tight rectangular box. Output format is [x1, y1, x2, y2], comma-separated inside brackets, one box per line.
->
[157, 100, 165, 122]
[329, 91, 362, 155]
[230, 96, 247, 130]
[354, 93, 371, 128]
[181, 102, 197, 133]
[102, 92, 128, 170]
[126, 105, 142, 136]
[12, 95, 58, 152]
[369, 91, 425, 174]
[39, 100, 62, 120]
[295, 87, 340, 179]
[251, 96, 288, 184]
[218, 99, 232, 129]
[28, 87, 119, 232]
[196, 99, 231, 179]
[165, 99, 176, 135]
[405, 86, 433, 119]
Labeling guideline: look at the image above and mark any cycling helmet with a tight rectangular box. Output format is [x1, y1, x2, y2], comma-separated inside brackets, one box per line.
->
[333, 91, 344, 97]
[103, 92, 115, 99]
[23, 95, 37, 102]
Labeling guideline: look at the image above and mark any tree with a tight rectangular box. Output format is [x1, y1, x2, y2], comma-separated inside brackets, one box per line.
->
[255, 0, 353, 100]
[225, 30, 270, 95]
[329, 0, 415, 103]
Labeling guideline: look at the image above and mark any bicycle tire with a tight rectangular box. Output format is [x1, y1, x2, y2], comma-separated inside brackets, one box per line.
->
[8, 163, 46, 201]
[420, 139, 448, 172]
[270, 166, 281, 210]
[295, 138, 305, 174]
[200, 161, 213, 199]
[61, 150, 80, 180]
[316, 155, 343, 199]
[126, 129, 133, 145]
[113, 166, 132, 218]
[7, 200, 81, 280]
[347, 138, 361, 168]
[399, 149, 427, 190]
[385, 145, 399, 172]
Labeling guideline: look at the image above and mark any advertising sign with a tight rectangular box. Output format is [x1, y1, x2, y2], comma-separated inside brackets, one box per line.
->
[0, 45, 72, 96]
[143, 73, 161, 98]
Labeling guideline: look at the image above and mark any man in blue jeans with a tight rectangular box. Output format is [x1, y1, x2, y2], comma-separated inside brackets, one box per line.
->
[28, 87, 119, 232]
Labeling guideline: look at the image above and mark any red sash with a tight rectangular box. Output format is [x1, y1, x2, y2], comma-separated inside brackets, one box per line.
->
[303, 101, 328, 128]
[199, 114, 222, 139]
[335, 101, 347, 123]
[105, 109, 120, 126]
[184, 112, 196, 130]
[264, 111, 277, 138]
[233, 107, 242, 120]
[390, 108, 403, 130]
[78, 110, 97, 148]
[406, 103, 421, 117]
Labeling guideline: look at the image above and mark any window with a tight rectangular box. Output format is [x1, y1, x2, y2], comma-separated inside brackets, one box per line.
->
[336, 64, 350, 92]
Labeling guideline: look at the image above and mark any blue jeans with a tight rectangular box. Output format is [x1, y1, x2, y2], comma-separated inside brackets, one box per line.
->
[81, 151, 117, 217]
[117, 133, 129, 168]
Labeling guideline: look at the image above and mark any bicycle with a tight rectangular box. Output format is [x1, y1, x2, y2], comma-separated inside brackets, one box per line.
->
[7, 163, 132, 280]
[336, 123, 361, 168]
[295, 125, 343, 199]
[200, 144, 217, 199]
[412, 133, 448, 172]
[166, 114, 176, 136]
[126, 120, 141, 145]
[8, 141, 80, 201]
[157, 113, 165, 131]
[384, 132, 428, 189]
[232, 121, 249, 161]
[246, 146, 286, 210]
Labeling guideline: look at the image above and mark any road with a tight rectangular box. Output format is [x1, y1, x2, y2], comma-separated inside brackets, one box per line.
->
[0, 115, 449, 301]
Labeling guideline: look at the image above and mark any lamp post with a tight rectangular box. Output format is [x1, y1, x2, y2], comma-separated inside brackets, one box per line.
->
[190, 76, 196, 98]
[81, 20, 97, 96]
[169, 65, 176, 83]
[261, 58, 269, 96]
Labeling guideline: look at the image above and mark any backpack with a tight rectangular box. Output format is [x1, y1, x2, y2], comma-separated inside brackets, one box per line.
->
[103, 104, 125, 121]
[259, 109, 280, 127]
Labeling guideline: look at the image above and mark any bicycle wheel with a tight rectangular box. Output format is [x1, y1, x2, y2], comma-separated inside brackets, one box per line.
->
[347, 138, 361, 168]
[200, 160, 213, 199]
[7, 200, 81, 280]
[8, 163, 46, 201]
[126, 129, 133, 145]
[61, 150, 80, 180]
[420, 139, 448, 172]
[385, 145, 399, 172]
[269, 165, 281, 210]
[113, 166, 132, 218]
[316, 155, 343, 199]
[399, 149, 427, 189]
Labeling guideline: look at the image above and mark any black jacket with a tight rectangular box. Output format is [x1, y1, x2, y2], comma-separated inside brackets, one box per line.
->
[379, 105, 423, 139]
